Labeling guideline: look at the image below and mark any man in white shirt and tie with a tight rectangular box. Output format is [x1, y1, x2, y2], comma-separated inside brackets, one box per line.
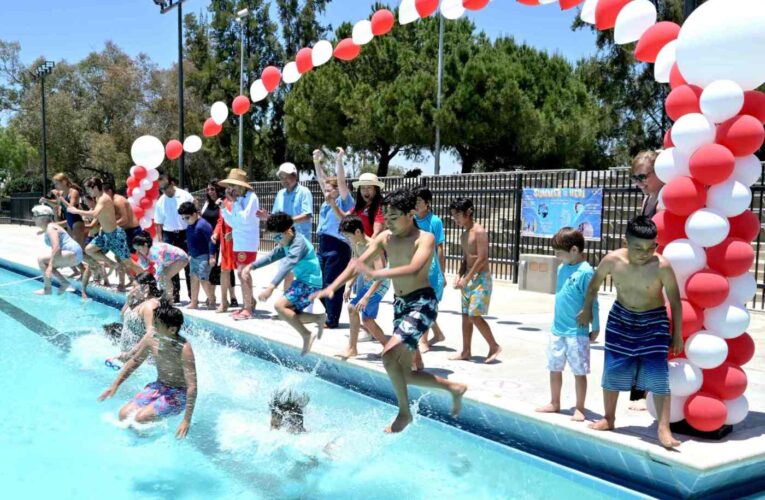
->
[154, 173, 195, 303]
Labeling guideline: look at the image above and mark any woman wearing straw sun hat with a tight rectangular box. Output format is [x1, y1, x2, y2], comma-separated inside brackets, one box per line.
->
[331, 172, 386, 238]
[218, 168, 260, 321]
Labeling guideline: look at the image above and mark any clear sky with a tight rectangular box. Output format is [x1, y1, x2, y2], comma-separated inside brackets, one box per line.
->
[1, 0, 597, 174]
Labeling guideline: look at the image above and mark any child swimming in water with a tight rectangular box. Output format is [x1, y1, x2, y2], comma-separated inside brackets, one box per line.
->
[270, 389, 310, 434]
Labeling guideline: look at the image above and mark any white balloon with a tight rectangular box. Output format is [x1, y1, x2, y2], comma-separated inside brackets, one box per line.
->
[140, 178, 153, 191]
[440, 0, 465, 20]
[662, 238, 707, 277]
[352, 20, 374, 46]
[654, 40, 676, 83]
[707, 179, 752, 217]
[704, 302, 750, 339]
[282, 62, 302, 85]
[132, 187, 145, 200]
[129, 166, 137, 177]
[580, 0, 599, 25]
[131, 135, 165, 170]
[646, 393, 688, 423]
[144, 207, 155, 219]
[147, 169, 159, 182]
[250, 80, 269, 102]
[685, 208, 730, 248]
[676, 0, 765, 90]
[685, 332, 729, 369]
[399, 0, 419, 25]
[655, 148, 690, 184]
[657, 186, 666, 210]
[700, 80, 745, 124]
[139, 216, 152, 229]
[668, 359, 704, 397]
[614, 0, 657, 45]
[210, 101, 229, 125]
[312, 40, 333, 67]
[670, 113, 716, 154]
[183, 135, 202, 153]
[728, 272, 757, 304]
[725, 395, 749, 425]
[731, 155, 762, 187]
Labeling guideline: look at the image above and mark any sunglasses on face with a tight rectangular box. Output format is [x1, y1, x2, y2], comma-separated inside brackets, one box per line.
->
[630, 172, 653, 183]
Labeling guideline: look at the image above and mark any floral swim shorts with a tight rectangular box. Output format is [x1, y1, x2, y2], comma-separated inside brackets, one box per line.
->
[130, 380, 187, 417]
[461, 271, 492, 317]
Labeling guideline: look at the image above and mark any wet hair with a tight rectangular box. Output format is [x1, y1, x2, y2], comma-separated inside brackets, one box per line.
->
[625, 215, 657, 240]
[631, 150, 658, 173]
[269, 389, 310, 433]
[354, 185, 383, 221]
[413, 185, 433, 206]
[266, 211, 294, 233]
[382, 187, 416, 213]
[136, 272, 163, 299]
[177, 201, 198, 216]
[102, 323, 123, 341]
[132, 234, 152, 248]
[449, 197, 474, 215]
[552, 227, 585, 253]
[339, 214, 365, 235]
[153, 299, 184, 333]
[84, 177, 103, 191]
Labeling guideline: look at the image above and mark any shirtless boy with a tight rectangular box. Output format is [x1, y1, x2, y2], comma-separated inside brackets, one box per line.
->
[448, 198, 502, 364]
[104, 181, 142, 290]
[314, 188, 467, 433]
[98, 300, 197, 439]
[578, 216, 683, 449]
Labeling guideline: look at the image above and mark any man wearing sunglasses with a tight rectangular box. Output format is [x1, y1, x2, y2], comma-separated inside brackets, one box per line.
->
[630, 151, 664, 219]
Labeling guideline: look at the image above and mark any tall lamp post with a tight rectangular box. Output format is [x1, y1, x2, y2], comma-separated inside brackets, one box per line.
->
[29, 61, 55, 195]
[236, 8, 250, 171]
[153, 0, 188, 188]
[434, 14, 445, 176]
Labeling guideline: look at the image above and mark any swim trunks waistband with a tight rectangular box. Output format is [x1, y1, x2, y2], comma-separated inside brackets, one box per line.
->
[394, 287, 436, 302]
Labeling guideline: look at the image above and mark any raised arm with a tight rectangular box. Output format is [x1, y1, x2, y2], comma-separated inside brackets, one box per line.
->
[335, 148, 350, 199]
[69, 196, 104, 218]
[313, 149, 327, 193]
[176, 343, 197, 438]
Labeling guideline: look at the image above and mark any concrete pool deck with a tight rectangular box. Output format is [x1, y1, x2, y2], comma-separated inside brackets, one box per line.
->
[1, 224, 763, 498]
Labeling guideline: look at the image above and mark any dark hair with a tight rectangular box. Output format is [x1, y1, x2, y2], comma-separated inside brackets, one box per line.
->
[552, 227, 585, 252]
[339, 215, 365, 235]
[266, 211, 294, 233]
[102, 181, 115, 194]
[159, 172, 177, 185]
[153, 299, 184, 332]
[354, 186, 383, 224]
[382, 187, 416, 213]
[626, 215, 657, 240]
[413, 185, 433, 206]
[132, 234, 152, 248]
[206, 179, 225, 203]
[84, 177, 103, 191]
[102, 322, 123, 341]
[177, 201, 198, 216]
[270, 389, 309, 433]
[136, 272, 163, 299]
[449, 197, 474, 214]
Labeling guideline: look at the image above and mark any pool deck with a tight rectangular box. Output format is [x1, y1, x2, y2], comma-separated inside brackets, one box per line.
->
[2, 224, 764, 498]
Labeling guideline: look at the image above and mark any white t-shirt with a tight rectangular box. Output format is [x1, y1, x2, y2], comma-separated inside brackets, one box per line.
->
[221, 191, 260, 252]
[154, 188, 195, 232]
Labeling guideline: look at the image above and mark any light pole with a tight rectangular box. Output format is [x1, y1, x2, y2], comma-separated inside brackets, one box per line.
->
[29, 61, 55, 195]
[434, 14, 445, 176]
[153, 0, 188, 188]
[236, 8, 250, 171]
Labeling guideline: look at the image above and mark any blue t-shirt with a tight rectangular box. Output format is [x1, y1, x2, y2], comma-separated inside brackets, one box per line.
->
[273, 185, 313, 241]
[415, 212, 446, 293]
[253, 233, 323, 288]
[317, 193, 355, 243]
[553, 261, 600, 337]
[185, 218, 215, 258]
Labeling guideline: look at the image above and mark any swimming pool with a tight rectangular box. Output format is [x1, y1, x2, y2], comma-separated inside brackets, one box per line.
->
[0, 267, 646, 499]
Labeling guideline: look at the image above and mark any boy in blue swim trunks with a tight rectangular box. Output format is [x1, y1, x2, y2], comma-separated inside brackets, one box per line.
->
[99, 300, 197, 439]
[244, 212, 326, 356]
[315, 188, 467, 433]
[578, 216, 683, 449]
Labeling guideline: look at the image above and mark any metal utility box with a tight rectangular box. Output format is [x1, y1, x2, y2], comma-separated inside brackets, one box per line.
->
[518, 254, 560, 294]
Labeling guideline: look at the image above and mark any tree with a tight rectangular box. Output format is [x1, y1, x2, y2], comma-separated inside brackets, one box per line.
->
[0, 125, 36, 193]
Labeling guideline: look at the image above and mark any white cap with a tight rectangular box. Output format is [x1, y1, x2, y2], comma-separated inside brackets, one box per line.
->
[32, 205, 55, 218]
[277, 162, 298, 177]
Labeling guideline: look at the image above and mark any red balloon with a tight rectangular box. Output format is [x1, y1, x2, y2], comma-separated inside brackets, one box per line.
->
[139, 197, 153, 210]
[203, 117, 223, 137]
[728, 211, 760, 242]
[668, 350, 686, 360]
[684, 392, 728, 432]
[594, 0, 630, 30]
[334, 38, 361, 61]
[146, 182, 160, 200]
[517, 0, 540, 4]
[662, 177, 706, 216]
[716, 115, 765, 157]
[371, 9, 395, 36]
[706, 237, 755, 277]
[126, 176, 139, 190]
[146, 222, 157, 239]
[261, 66, 281, 92]
[701, 362, 748, 400]
[232, 95, 251, 116]
[132, 206, 145, 220]
[665, 85, 702, 121]
[463, 0, 491, 10]
[296, 48, 314, 74]
[689, 144, 735, 186]
[726, 333, 755, 366]
[635, 22, 681, 63]
[559, 0, 584, 9]
[669, 63, 687, 90]
[741, 90, 765, 124]
[133, 166, 147, 181]
[653, 210, 687, 246]
[678, 299, 705, 337]
[663, 128, 674, 148]
[165, 140, 183, 161]
[656, 244, 665, 255]
[415, 0, 439, 17]
[685, 270, 730, 309]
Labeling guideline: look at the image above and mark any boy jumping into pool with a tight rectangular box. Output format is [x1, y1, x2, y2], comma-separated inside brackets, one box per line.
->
[578, 216, 683, 449]
[314, 188, 467, 433]
[98, 300, 197, 439]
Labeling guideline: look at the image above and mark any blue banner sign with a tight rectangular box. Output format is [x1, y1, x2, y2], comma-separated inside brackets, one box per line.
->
[521, 188, 603, 240]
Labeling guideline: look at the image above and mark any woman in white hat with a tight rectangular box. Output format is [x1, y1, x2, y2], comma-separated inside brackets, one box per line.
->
[331, 172, 386, 238]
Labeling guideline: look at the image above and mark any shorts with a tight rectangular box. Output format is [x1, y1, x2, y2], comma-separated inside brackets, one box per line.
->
[130, 381, 187, 418]
[284, 280, 321, 313]
[546, 335, 590, 375]
[190, 255, 211, 281]
[351, 277, 390, 320]
[124, 226, 143, 254]
[92, 227, 131, 261]
[461, 271, 492, 317]
[235, 251, 257, 266]
[393, 287, 438, 350]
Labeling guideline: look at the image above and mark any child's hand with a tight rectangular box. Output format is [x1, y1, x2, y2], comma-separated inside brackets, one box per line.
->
[355, 296, 370, 313]
[671, 335, 684, 356]
[258, 285, 275, 302]
[176, 420, 190, 439]
[98, 386, 117, 402]
[211, 234, 218, 244]
[208, 256, 216, 267]
[589, 330, 600, 343]
[312, 149, 323, 164]
[311, 288, 333, 301]
[343, 288, 351, 302]
[241, 263, 253, 276]
[256, 208, 269, 220]
[350, 259, 373, 277]
[45, 265, 53, 279]
[454, 277, 467, 289]
[336, 147, 346, 162]
[576, 308, 592, 327]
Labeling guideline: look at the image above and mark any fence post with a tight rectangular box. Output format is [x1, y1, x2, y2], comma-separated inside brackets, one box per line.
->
[511, 171, 523, 284]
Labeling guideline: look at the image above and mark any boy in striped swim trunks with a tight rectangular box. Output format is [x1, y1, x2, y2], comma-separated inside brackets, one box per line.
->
[578, 216, 684, 449]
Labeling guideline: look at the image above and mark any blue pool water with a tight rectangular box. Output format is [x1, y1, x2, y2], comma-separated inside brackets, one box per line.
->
[0, 267, 646, 499]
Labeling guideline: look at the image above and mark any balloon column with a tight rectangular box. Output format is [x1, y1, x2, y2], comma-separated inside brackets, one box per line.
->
[127, 136, 165, 235]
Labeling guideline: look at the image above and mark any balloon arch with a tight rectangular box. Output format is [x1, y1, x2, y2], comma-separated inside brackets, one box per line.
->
[127, 0, 765, 434]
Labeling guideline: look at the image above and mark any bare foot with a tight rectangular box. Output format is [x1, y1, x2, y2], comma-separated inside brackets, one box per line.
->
[658, 427, 681, 449]
[450, 384, 468, 417]
[206, 300, 216, 309]
[81, 291, 88, 300]
[629, 399, 647, 411]
[571, 408, 586, 422]
[187, 302, 199, 310]
[485, 345, 502, 364]
[233, 310, 252, 321]
[35, 288, 52, 296]
[429, 333, 446, 346]
[335, 347, 358, 360]
[419, 339, 431, 353]
[215, 306, 228, 314]
[449, 352, 471, 361]
[535, 403, 560, 414]
[384, 412, 413, 433]
[589, 418, 614, 431]
[301, 332, 317, 356]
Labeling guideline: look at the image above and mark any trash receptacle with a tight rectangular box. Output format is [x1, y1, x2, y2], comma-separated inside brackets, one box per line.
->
[518, 254, 560, 294]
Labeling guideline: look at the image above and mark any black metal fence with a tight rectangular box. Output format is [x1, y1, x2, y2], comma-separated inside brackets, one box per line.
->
[7, 192, 42, 226]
